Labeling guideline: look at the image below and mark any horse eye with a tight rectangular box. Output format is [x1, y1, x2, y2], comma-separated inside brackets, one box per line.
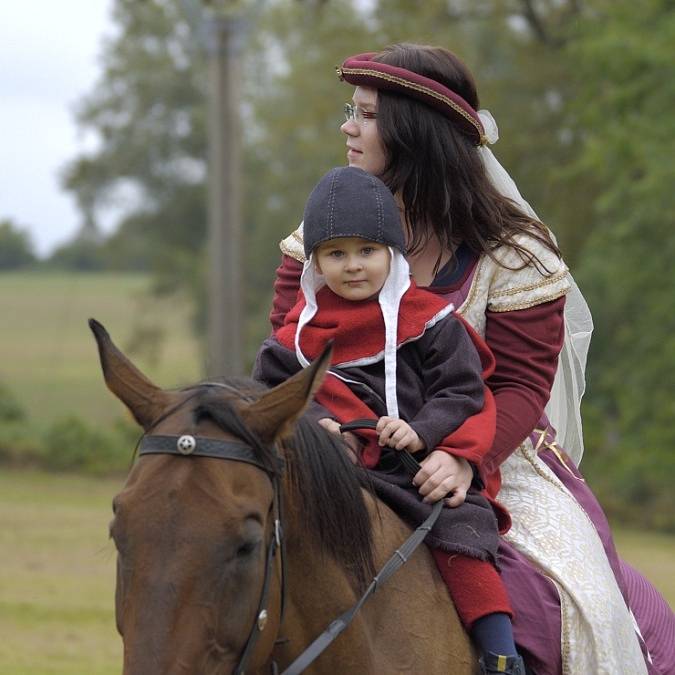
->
[109, 516, 128, 553]
[236, 540, 260, 558]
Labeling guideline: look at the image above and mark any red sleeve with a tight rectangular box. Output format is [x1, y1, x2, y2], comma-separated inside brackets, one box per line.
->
[270, 255, 303, 332]
[482, 296, 566, 476]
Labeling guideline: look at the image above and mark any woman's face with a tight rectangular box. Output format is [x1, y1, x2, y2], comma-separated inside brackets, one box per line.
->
[340, 86, 387, 177]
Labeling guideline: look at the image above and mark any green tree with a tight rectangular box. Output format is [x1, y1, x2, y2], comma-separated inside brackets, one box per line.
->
[567, 0, 675, 529]
[0, 219, 36, 269]
[240, 1, 376, 353]
[373, 0, 598, 264]
[61, 0, 208, 301]
[63, 0, 376, 352]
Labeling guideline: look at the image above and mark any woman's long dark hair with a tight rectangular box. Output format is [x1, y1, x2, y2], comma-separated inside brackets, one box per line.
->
[372, 43, 560, 273]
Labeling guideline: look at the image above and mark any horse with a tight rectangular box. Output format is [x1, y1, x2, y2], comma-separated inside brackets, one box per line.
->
[90, 319, 476, 674]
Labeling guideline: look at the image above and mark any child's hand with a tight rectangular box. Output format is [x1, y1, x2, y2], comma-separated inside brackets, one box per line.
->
[376, 416, 426, 452]
[318, 418, 359, 464]
[413, 450, 472, 507]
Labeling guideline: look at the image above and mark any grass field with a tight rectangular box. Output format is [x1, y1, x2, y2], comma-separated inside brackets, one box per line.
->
[0, 271, 202, 431]
[0, 471, 122, 675]
[1, 469, 673, 675]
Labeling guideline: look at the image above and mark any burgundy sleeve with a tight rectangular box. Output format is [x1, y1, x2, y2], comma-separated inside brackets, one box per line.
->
[482, 296, 566, 476]
[270, 255, 303, 332]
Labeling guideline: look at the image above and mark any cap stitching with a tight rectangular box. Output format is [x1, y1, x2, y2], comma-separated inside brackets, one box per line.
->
[327, 170, 338, 239]
[374, 178, 384, 242]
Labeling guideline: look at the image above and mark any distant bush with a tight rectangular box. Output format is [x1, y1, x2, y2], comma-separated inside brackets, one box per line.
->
[0, 381, 26, 422]
[46, 238, 107, 271]
[0, 219, 36, 270]
[0, 422, 41, 466]
[40, 416, 137, 474]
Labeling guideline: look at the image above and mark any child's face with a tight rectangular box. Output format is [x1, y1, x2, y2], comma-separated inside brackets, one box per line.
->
[314, 237, 390, 301]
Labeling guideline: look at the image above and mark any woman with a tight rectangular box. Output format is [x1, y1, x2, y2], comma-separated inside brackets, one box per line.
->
[269, 44, 674, 675]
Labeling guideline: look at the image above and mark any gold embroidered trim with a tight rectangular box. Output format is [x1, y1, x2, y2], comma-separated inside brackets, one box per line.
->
[457, 256, 487, 317]
[533, 428, 584, 481]
[490, 269, 569, 298]
[552, 578, 572, 675]
[279, 238, 305, 262]
[517, 443, 568, 495]
[279, 226, 306, 262]
[487, 287, 570, 313]
[338, 66, 487, 145]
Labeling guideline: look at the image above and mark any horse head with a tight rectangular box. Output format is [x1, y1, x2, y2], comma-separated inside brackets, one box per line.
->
[90, 319, 331, 674]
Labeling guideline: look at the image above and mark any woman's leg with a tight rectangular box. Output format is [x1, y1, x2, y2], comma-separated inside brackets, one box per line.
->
[540, 448, 675, 675]
[620, 560, 675, 675]
[497, 541, 562, 675]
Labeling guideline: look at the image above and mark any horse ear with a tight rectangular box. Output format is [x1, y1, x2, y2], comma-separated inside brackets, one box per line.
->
[242, 342, 333, 443]
[89, 318, 174, 430]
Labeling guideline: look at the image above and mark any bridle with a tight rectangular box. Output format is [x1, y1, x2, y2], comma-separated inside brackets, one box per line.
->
[138, 431, 286, 675]
[137, 380, 287, 675]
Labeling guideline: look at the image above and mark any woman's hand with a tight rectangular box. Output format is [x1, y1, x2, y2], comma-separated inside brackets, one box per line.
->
[413, 450, 473, 507]
[376, 416, 426, 452]
[318, 418, 360, 464]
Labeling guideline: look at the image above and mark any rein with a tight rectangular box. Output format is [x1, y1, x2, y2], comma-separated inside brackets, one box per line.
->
[138, 414, 442, 674]
[279, 419, 443, 675]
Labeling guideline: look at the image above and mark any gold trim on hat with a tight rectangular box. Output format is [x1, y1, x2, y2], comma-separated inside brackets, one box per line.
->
[338, 65, 487, 145]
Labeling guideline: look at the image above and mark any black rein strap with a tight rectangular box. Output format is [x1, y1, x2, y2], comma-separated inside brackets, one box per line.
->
[279, 419, 444, 675]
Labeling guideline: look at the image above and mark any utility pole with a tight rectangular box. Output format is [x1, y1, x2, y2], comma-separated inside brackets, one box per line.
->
[204, 9, 246, 377]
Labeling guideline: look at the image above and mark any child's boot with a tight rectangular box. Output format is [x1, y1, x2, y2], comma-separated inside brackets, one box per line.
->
[478, 651, 527, 675]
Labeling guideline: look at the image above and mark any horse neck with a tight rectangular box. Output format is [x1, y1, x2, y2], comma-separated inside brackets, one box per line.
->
[282, 496, 364, 615]
[271, 491, 379, 673]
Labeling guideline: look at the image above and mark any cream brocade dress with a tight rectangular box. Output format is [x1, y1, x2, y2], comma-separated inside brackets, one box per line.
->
[281, 225, 647, 675]
[457, 235, 646, 675]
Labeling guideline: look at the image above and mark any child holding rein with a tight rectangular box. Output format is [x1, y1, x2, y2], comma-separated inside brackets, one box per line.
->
[254, 166, 525, 675]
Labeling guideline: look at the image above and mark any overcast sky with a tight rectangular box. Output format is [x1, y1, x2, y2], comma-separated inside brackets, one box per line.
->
[0, 1, 114, 256]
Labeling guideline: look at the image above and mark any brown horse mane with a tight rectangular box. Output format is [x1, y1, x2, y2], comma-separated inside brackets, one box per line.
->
[188, 379, 377, 592]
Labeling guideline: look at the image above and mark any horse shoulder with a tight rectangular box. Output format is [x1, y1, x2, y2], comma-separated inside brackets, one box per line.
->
[360, 492, 476, 674]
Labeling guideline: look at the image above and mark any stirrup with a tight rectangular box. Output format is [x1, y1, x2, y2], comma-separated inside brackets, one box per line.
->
[478, 651, 527, 675]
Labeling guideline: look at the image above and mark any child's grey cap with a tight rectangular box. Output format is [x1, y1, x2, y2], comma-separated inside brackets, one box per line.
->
[303, 166, 406, 258]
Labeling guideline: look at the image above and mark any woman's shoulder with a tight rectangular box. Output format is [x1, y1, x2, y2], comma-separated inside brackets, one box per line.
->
[479, 230, 571, 312]
[280, 223, 306, 262]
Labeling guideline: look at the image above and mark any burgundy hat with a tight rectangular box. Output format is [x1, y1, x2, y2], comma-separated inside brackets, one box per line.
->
[336, 52, 487, 146]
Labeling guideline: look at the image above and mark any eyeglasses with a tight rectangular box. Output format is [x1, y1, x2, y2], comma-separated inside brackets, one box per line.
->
[344, 103, 377, 125]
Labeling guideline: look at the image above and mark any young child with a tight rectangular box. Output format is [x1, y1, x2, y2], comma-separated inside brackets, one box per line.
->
[254, 166, 526, 675]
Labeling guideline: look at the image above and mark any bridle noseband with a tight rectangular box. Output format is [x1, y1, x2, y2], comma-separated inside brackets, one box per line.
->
[138, 431, 287, 675]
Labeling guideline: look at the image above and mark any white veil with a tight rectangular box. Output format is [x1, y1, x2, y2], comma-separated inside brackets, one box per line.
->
[477, 110, 593, 464]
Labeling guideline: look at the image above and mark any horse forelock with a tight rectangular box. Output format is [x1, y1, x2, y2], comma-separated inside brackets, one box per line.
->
[189, 380, 376, 592]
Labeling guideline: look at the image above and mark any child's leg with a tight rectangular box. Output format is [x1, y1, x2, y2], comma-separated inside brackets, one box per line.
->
[432, 550, 527, 675]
